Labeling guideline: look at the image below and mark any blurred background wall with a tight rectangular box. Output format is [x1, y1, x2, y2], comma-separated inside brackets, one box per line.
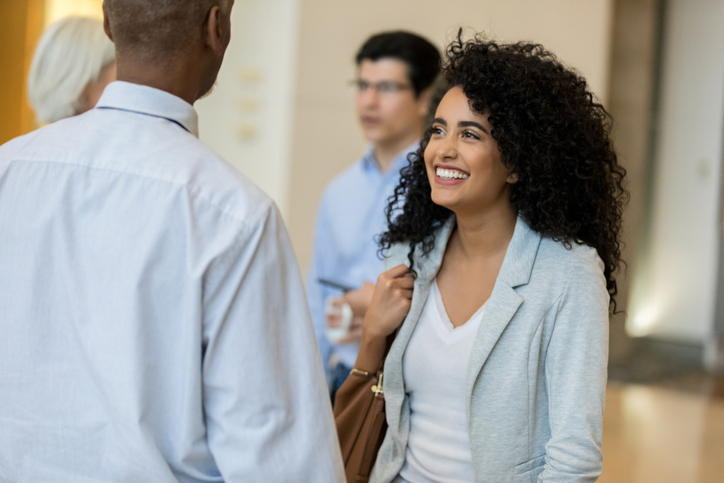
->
[0, 0, 100, 145]
[0, 0, 43, 144]
[195, 0, 301, 215]
[1, 0, 723, 372]
[623, 0, 724, 369]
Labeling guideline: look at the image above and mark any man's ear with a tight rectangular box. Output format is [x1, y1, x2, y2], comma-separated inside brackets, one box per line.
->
[103, 6, 113, 42]
[204, 5, 229, 56]
[417, 87, 433, 117]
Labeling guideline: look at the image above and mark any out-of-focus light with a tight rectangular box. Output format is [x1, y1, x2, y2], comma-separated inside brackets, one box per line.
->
[627, 304, 659, 337]
[45, 0, 103, 27]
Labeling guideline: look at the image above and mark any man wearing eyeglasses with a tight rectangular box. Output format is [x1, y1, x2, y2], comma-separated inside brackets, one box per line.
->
[307, 31, 441, 402]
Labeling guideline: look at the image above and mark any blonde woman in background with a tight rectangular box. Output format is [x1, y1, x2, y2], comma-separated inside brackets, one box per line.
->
[28, 16, 116, 124]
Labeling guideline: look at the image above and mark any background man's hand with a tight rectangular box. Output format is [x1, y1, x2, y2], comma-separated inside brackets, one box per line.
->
[327, 282, 374, 345]
[343, 282, 374, 317]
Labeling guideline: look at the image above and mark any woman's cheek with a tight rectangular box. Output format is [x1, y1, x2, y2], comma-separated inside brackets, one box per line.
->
[424, 145, 437, 180]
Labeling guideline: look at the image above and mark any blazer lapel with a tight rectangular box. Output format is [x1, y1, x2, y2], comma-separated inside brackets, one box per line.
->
[465, 282, 523, 400]
[466, 217, 542, 399]
[384, 216, 456, 442]
[384, 216, 543, 444]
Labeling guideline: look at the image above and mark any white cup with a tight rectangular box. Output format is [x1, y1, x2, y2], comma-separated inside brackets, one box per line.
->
[325, 296, 353, 344]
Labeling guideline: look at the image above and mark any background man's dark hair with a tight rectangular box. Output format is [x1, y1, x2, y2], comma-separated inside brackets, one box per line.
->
[103, 0, 230, 60]
[355, 31, 441, 98]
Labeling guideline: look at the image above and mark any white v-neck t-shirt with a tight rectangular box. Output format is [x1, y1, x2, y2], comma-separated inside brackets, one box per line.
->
[396, 279, 487, 483]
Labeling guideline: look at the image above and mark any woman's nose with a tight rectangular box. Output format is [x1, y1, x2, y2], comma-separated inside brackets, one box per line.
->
[436, 137, 457, 159]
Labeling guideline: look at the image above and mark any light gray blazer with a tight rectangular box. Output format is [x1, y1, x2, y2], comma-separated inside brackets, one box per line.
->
[370, 216, 609, 483]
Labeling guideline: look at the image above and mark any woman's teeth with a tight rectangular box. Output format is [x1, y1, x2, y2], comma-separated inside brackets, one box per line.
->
[436, 167, 469, 180]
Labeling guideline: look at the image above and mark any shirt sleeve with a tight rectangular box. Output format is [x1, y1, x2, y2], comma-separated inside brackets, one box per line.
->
[201, 201, 344, 482]
[306, 194, 334, 368]
[539, 248, 609, 483]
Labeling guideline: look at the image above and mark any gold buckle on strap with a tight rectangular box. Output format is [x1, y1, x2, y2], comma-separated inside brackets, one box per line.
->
[371, 372, 384, 396]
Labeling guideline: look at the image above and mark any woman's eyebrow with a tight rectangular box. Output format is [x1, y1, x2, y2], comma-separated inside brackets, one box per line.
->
[432, 118, 447, 126]
[459, 120, 488, 133]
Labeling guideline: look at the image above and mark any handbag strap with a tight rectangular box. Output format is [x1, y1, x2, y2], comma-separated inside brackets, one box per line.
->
[376, 329, 399, 373]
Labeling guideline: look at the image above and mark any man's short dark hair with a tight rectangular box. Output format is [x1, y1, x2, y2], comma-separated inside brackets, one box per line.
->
[103, 0, 230, 60]
[355, 31, 441, 98]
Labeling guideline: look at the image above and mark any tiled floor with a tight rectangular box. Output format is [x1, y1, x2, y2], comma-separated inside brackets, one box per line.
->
[599, 376, 724, 483]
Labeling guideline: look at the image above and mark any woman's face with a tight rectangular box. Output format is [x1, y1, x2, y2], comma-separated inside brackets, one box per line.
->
[424, 86, 517, 216]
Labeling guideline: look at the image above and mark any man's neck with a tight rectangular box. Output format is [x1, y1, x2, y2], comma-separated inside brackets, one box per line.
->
[115, 55, 201, 105]
[372, 131, 421, 173]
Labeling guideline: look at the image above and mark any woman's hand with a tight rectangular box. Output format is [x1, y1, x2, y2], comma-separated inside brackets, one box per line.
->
[363, 264, 415, 341]
[353, 264, 415, 374]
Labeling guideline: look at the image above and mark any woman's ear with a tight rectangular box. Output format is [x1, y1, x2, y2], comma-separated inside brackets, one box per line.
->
[507, 171, 519, 184]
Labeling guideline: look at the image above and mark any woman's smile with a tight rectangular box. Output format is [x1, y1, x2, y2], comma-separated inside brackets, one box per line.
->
[433, 164, 470, 185]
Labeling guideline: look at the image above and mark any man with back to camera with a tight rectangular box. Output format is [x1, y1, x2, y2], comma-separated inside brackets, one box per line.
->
[307, 31, 441, 402]
[0, 0, 344, 481]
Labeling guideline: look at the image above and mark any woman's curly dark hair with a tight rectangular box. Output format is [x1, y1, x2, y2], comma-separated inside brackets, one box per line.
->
[379, 32, 628, 309]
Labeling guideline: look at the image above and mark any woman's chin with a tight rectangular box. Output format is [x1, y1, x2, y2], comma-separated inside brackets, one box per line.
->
[431, 194, 459, 212]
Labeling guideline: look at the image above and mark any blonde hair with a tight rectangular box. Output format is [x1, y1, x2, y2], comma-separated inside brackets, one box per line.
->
[28, 17, 115, 123]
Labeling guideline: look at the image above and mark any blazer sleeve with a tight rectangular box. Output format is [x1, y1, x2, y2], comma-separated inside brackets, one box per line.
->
[539, 247, 610, 483]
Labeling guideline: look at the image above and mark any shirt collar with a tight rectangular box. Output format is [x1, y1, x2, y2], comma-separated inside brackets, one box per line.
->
[95, 81, 199, 138]
[362, 140, 421, 178]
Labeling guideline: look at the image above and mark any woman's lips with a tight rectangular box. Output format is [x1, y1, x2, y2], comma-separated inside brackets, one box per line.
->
[434, 165, 469, 185]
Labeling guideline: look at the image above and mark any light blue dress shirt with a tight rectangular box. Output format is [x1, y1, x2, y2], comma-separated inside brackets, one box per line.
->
[306, 143, 418, 369]
[0, 81, 344, 482]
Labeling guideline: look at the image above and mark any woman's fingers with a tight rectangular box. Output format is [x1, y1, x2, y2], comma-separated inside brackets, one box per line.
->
[396, 275, 415, 290]
[385, 263, 411, 278]
[379, 265, 414, 287]
[362, 263, 416, 340]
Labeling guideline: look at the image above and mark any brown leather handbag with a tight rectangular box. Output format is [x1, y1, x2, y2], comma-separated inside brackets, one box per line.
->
[333, 335, 395, 483]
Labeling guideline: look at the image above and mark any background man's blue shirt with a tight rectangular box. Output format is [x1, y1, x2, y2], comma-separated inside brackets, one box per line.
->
[306, 143, 418, 369]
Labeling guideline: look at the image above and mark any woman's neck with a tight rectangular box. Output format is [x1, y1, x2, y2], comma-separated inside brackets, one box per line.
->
[450, 203, 518, 261]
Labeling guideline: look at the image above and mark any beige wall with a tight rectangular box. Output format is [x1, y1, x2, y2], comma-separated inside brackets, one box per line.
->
[196, 0, 301, 214]
[606, 0, 660, 364]
[287, 0, 615, 275]
[626, 0, 724, 348]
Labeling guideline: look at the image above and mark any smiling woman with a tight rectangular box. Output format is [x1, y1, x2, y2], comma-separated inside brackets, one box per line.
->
[344, 32, 628, 482]
[425, 86, 517, 222]
[382, 34, 627, 310]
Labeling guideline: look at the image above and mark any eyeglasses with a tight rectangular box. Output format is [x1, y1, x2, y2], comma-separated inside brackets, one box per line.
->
[348, 79, 413, 94]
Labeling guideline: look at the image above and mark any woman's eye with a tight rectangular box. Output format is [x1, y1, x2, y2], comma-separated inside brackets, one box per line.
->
[431, 126, 445, 136]
[462, 130, 480, 140]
